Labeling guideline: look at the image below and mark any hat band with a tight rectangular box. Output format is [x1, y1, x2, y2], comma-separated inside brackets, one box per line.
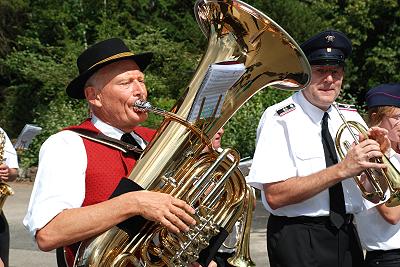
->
[88, 52, 135, 71]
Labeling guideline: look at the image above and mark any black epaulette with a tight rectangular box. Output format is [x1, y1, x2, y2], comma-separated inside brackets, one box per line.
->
[336, 102, 357, 111]
[276, 103, 296, 116]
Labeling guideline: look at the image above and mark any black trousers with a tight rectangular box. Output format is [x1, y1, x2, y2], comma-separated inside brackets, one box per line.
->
[267, 215, 364, 267]
[0, 212, 10, 267]
[364, 249, 400, 267]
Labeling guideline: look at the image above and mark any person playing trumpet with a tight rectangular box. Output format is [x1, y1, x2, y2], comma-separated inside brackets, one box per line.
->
[247, 30, 390, 267]
[354, 83, 400, 267]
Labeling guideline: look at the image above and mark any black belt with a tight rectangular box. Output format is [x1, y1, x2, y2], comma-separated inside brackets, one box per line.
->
[269, 214, 354, 225]
[366, 248, 400, 257]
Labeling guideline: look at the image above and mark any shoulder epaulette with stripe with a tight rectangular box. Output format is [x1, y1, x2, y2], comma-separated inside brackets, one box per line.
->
[337, 102, 357, 112]
[276, 103, 296, 116]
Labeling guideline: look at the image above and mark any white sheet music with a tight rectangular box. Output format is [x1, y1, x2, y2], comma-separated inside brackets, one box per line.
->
[187, 63, 246, 122]
[14, 124, 42, 150]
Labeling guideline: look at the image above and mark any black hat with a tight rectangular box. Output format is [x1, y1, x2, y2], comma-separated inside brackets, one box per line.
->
[301, 30, 352, 66]
[66, 38, 153, 99]
[366, 83, 400, 109]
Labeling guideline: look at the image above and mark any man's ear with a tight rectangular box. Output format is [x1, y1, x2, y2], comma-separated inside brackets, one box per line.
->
[84, 87, 102, 107]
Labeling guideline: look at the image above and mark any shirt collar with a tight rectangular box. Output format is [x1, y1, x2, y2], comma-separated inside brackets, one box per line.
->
[90, 115, 147, 149]
[297, 90, 335, 125]
[91, 115, 124, 139]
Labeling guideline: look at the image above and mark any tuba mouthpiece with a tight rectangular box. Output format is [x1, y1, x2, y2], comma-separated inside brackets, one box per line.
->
[134, 99, 152, 112]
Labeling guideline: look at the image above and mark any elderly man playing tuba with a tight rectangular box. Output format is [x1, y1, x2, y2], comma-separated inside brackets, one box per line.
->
[23, 38, 198, 267]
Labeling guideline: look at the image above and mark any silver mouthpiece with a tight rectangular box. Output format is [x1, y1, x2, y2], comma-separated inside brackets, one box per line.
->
[133, 99, 171, 118]
[134, 99, 152, 112]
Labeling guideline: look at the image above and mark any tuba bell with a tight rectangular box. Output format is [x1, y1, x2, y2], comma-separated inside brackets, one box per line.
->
[73, 0, 311, 266]
[334, 103, 400, 207]
[0, 131, 15, 211]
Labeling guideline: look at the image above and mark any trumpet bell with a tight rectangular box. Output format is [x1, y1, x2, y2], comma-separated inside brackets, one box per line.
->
[381, 156, 400, 207]
[335, 119, 400, 207]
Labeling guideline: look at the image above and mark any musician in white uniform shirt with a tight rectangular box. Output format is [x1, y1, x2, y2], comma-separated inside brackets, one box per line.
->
[247, 30, 390, 267]
[355, 83, 400, 267]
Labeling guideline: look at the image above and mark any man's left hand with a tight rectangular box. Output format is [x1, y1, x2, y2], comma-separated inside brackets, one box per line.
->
[0, 163, 10, 181]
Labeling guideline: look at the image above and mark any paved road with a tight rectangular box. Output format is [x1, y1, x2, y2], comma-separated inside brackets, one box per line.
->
[3, 182, 270, 266]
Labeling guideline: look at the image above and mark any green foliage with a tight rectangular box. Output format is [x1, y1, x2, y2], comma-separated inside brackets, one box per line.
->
[128, 29, 201, 98]
[249, 0, 328, 41]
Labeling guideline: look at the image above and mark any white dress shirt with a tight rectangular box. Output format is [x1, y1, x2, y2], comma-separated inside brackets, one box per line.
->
[247, 91, 368, 217]
[0, 127, 19, 169]
[23, 116, 146, 238]
[355, 152, 400, 251]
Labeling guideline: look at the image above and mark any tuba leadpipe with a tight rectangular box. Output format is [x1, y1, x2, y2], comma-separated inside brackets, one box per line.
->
[334, 103, 400, 207]
[73, 0, 311, 266]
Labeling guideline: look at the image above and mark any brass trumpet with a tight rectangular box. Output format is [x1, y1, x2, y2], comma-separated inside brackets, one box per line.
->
[0, 131, 15, 211]
[334, 104, 400, 207]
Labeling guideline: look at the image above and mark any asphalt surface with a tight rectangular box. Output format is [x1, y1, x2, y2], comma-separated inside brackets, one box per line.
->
[3, 181, 270, 266]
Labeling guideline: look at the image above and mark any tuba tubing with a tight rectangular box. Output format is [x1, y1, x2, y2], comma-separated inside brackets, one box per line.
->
[227, 184, 257, 267]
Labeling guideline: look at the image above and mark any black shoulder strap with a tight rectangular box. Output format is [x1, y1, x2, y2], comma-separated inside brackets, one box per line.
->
[68, 128, 143, 155]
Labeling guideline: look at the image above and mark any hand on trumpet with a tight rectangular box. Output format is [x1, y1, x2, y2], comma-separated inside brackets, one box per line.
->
[0, 162, 18, 182]
[0, 162, 12, 181]
[338, 126, 390, 178]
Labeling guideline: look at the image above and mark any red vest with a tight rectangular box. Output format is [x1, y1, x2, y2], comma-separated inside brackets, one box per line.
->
[62, 119, 156, 266]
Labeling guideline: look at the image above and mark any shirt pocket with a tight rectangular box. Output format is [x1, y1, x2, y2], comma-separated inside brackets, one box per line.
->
[292, 137, 325, 176]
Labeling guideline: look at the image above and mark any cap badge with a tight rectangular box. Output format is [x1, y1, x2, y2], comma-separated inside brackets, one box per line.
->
[325, 35, 335, 43]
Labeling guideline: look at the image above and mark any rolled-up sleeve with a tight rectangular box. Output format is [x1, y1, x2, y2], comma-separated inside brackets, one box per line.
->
[23, 131, 87, 239]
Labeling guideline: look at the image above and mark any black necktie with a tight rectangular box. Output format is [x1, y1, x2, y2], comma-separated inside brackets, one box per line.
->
[321, 112, 346, 228]
[121, 133, 141, 148]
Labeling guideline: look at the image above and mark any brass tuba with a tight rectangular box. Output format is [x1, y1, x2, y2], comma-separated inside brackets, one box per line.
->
[0, 131, 15, 211]
[334, 103, 400, 207]
[73, 0, 311, 266]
